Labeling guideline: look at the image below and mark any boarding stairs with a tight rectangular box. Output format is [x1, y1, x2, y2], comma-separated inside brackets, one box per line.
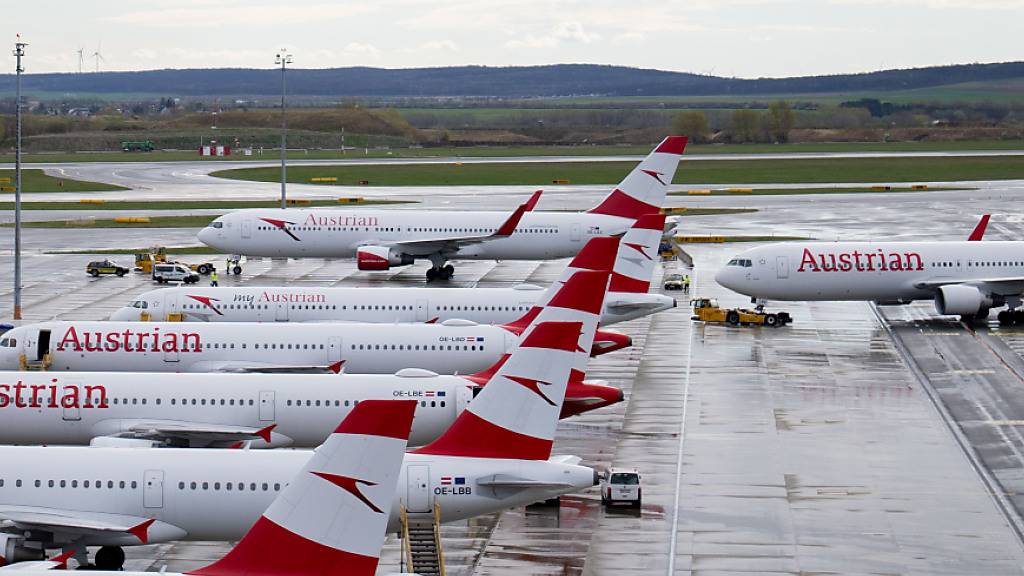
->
[400, 502, 446, 576]
[19, 353, 51, 371]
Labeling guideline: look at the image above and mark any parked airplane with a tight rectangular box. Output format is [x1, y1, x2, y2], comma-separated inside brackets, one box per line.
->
[0, 240, 628, 374]
[113, 214, 673, 326]
[197, 137, 686, 281]
[0, 337, 623, 449]
[714, 215, 1024, 323]
[0, 398, 415, 572]
[0, 269, 607, 568]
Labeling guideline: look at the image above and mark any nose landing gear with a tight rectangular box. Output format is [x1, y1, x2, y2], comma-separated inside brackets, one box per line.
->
[426, 264, 455, 282]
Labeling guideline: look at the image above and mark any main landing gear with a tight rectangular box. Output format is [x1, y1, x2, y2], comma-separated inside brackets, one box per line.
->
[73, 546, 124, 571]
[998, 309, 1024, 326]
[426, 264, 455, 282]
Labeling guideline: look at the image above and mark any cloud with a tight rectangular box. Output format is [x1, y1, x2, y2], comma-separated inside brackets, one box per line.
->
[828, 0, 1024, 7]
[419, 40, 459, 51]
[104, 3, 376, 28]
[341, 42, 381, 59]
[505, 21, 599, 49]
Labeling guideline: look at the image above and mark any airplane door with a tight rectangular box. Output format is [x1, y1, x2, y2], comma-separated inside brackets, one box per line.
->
[328, 336, 342, 363]
[455, 385, 473, 416]
[36, 329, 51, 362]
[242, 220, 252, 239]
[571, 223, 582, 242]
[275, 302, 289, 322]
[406, 464, 431, 513]
[143, 470, 164, 509]
[415, 299, 429, 322]
[776, 256, 789, 279]
[164, 335, 180, 363]
[259, 390, 275, 421]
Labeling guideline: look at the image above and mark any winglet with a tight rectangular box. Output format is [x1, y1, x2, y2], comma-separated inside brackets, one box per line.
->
[464, 353, 510, 385]
[256, 424, 277, 444]
[425, 316, 439, 324]
[328, 360, 345, 374]
[969, 214, 990, 241]
[48, 549, 76, 569]
[128, 518, 156, 544]
[524, 190, 543, 211]
[494, 202, 529, 237]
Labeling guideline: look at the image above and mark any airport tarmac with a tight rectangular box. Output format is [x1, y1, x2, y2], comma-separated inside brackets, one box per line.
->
[4, 171, 1024, 573]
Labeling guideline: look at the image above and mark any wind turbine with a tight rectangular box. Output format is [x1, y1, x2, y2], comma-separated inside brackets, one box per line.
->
[76, 47, 84, 74]
[92, 43, 105, 73]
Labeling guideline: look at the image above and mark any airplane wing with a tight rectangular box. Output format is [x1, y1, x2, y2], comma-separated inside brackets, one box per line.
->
[604, 296, 674, 313]
[99, 421, 279, 447]
[189, 360, 344, 374]
[476, 475, 575, 490]
[0, 551, 75, 571]
[0, 507, 182, 545]
[913, 276, 1024, 293]
[383, 198, 531, 256]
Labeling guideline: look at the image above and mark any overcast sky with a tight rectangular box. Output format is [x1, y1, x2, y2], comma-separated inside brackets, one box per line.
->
[5, 0, 1022, 77]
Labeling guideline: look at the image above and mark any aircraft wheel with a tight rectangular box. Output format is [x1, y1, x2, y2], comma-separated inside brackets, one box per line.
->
[726, 311, 740, 326]
[94, 547, 125, 571]
[426, 268, 438, 282]
[232, 265, 242, 275]
[1015, 310, 1024, 324]
[443, 264, 455, 278]
[999, 311, 1013, 326]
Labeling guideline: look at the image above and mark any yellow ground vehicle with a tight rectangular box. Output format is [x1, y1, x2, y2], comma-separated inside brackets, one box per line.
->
[85, 260, 129, 277]
[690, 298, 791, 327]
[134, 247, 213, 275]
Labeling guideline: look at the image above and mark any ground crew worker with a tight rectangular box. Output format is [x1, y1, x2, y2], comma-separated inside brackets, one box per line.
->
[210, 270, 219, 287]
[683, 274, 690, 294]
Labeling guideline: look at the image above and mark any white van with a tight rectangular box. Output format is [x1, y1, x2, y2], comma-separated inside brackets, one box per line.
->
[601, 467, 642, 508]
[153, 263, 200, 284]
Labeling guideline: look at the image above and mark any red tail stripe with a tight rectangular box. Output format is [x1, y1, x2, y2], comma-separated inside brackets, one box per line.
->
[568, 237, 619, 272]
[187, 516, 378, 576]
[969, 214, 990, 241]
[334, 399, 417, 439]
[525, 190, 542, 211]
[465, 354, 510, 385]
[588, 189, 661, 220]
[546, 271, 610, 316]
[519, 321, 584, 352]
[609, 272, 650, 294]
[412, 410, 553, 460]
[655, 136, 688, 155]
[633, 212, 667, 231]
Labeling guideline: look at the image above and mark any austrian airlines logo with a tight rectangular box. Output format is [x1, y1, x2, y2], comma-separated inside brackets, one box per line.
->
[641, 169, 666, 185]
[622, 242, 652, 265]
[311, 471, 383, 513]
[259, 217, 301, 242]
[187, 295, 223, 316]
[504, 375, 556, 406]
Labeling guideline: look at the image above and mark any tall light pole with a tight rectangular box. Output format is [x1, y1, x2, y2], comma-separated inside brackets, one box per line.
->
[275, 51, 292, 209]
[12, 38, 26, 321]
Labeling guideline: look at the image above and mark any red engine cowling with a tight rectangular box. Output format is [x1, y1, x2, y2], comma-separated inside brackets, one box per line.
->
[356, 246, 414, 271]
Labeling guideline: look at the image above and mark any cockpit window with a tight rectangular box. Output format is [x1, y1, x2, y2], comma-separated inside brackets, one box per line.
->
[211, 222, 224, 229]
[0, 338, 15, 347]
[741, 259, 752, 267]
[131, 300, 149, 309]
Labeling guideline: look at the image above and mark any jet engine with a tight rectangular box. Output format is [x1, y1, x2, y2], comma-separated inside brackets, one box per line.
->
[356, 246, 414, 271]
[0, 534, 44, 565]
[935, 284, 995, 317]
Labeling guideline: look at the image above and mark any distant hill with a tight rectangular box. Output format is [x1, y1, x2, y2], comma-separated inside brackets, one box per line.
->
[1, 62, 1022, 98]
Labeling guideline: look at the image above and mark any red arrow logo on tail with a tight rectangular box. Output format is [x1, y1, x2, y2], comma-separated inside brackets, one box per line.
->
[259, 217, 301, 242]
[311, 472, 382, 513]
[624, 242, 652, 261]
[504, 375, 556, 406]
[641, 169, 666, 185]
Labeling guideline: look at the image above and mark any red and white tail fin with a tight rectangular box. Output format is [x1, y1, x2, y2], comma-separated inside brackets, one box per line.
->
[501, 236, 619, 333]
[416, 270, 610, 460]
[968, 214, 990, 241]
[189, 400, 417, 576]
[588, 136, 687, 220]
[524, 189, 543, 211]
[610, 213, 667, 293]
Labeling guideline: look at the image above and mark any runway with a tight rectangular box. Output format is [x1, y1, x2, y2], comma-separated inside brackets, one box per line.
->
[3, 155, 1024, 573]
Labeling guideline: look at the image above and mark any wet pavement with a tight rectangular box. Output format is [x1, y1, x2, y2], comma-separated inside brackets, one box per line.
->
[4, 163, 1024, 573]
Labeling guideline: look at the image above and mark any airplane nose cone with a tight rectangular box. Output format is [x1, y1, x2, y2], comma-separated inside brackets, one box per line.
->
[714, 267, 734, 290]
[197, 227, 213, 246]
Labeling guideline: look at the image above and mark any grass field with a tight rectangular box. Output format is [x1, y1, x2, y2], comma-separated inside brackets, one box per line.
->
[212, 155, 1024, 187]
[669, 185, 973, 196]
[2, 140, 1022, 165]
[5, 215, 219, 229]
[0, 169, 129, 193]
[1, 199, 413, 211]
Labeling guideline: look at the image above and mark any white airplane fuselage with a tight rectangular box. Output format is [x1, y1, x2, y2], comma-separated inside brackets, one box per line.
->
[110, 285, 674, 326]
[0, 321, 516, 375]
[0, 371, 470, 447]
[716, 241, 1024, 303]
[197, 209, 632, 260]
[0, 446, 595, 545]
